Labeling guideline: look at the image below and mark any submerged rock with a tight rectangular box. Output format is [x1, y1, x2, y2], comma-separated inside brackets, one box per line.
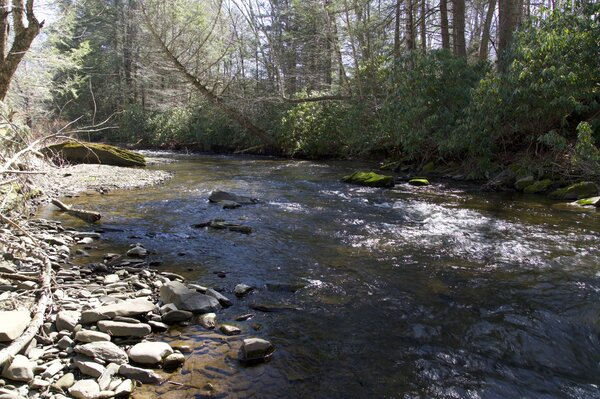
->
[118, 364, 162, 384]
[408, 178, 430, 186]
[514, 175, 535, 191]
[208, 190, 259, 205]
[234, 284, 255, 297]
[549, 181, 599, 200]
[191, 219, 252, 234]
[199, 313, 217, 329]
[239, 338, 274, 364]
[341, 171, 394, 188]
[523, 179, 553, 194]
[43, 141, 145, 167]
[163, 353, 186, 371]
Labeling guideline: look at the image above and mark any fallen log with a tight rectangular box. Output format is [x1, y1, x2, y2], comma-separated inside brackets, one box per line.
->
[0, 256, 52, 369]
[51, 199, 101, 223]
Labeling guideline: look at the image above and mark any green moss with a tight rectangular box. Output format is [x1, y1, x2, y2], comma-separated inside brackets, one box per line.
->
[43, 142, 145, 167]
[408, 178, 430, 186]
[523, 179, 553, 194]
[514, 175, 534, 191]
[421, 161, 435, 173]
[548, 181, 599, 200]
[341, 171, 395, 188]
[575, 196, 600, 206]
[380, 161, 401, 171]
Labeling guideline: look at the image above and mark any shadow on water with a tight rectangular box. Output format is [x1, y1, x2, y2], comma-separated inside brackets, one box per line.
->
[39, 154, 600, 398]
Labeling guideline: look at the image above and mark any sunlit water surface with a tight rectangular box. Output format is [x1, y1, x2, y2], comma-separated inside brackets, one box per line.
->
[39, 154, 600, 398]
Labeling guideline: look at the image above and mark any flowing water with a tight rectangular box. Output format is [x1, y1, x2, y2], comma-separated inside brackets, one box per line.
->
[39, 154, 600, 398]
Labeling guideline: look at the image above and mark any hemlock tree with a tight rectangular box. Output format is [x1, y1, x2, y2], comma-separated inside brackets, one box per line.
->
[0, 0, 44, 101]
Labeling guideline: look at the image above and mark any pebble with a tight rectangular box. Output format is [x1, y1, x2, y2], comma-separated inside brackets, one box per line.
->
[234, 283, 255, 297]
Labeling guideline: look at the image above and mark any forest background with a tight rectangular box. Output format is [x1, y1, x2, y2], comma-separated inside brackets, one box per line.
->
[1, 0, 599, 180]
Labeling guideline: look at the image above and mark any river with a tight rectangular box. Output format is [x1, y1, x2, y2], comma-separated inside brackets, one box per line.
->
[40, 154, 600, 398]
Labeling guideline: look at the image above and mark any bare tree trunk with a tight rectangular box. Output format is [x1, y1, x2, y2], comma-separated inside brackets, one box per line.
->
[0, 0, 44, 101]
[440, 0, 450, 49]
[406, 0, 415, 51]
[394, 0, 402, 58]
[498, 0, 520, 70]
[420, 0, 427, 52]
[452, 0, 466, 56]
[479, 0, 496, 60]
[141, 5, 277, 149]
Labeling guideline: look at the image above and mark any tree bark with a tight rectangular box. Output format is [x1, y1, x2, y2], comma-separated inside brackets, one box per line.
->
[406, 0, 415, 51]
[440, 0, 450, 49]
[420, 0, 427, 52]
[498, 0, 521, 70]
[0, 0, 43, 101]
[479, 0, 496, 60]
[394, 0, 402, 58]
[452, 0, 466, 56]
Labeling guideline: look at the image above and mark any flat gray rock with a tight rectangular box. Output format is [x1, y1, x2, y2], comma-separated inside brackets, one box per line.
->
[161, 310, 192, 324]
[0, 310, 30, 342]
[75, 329, 111, 343]
[205, 288, 232, 307]
[97, 320, 151, 337]
[74, 341, 128, 364]
[128, 342, 173, 365]
[81, 297, 155, 323]
[159, 281, 221, 314]
[118, 364, 162, 384]
[73, 356, 106, 378]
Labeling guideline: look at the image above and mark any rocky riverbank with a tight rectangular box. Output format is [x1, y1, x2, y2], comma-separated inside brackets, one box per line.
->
[0, 161, 273, 399]
[0, 219, 273, 399]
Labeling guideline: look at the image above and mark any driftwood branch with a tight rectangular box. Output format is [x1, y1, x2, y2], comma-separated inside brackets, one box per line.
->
[51, 199, 101, 223]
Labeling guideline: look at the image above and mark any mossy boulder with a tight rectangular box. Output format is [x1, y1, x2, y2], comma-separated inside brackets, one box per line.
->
[43, 142, 145, 167]
[575, 196, 600, 207]
[341, 171, 394, 188]
[421, 161, 435, 173]
[548, 181, 599, 200]
[408, 178, 430, 186]
[523, 179, 553, 194]
[514, 175, 534, 191]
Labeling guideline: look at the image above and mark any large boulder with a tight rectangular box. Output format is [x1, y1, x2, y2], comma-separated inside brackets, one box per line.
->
[549, 181, 599, 200]
[523, 179, 553, 194]
[81, 297, 156, 323]
[0, 310, 30, 342]
[208, 190, 258, 205]
[43, 141, 145, 167]
[159, 281, 221, 314]
[341, 171, 394, 188]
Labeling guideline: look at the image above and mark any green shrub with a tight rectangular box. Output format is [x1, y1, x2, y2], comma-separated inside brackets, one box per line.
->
[381, 50, 485, 162]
